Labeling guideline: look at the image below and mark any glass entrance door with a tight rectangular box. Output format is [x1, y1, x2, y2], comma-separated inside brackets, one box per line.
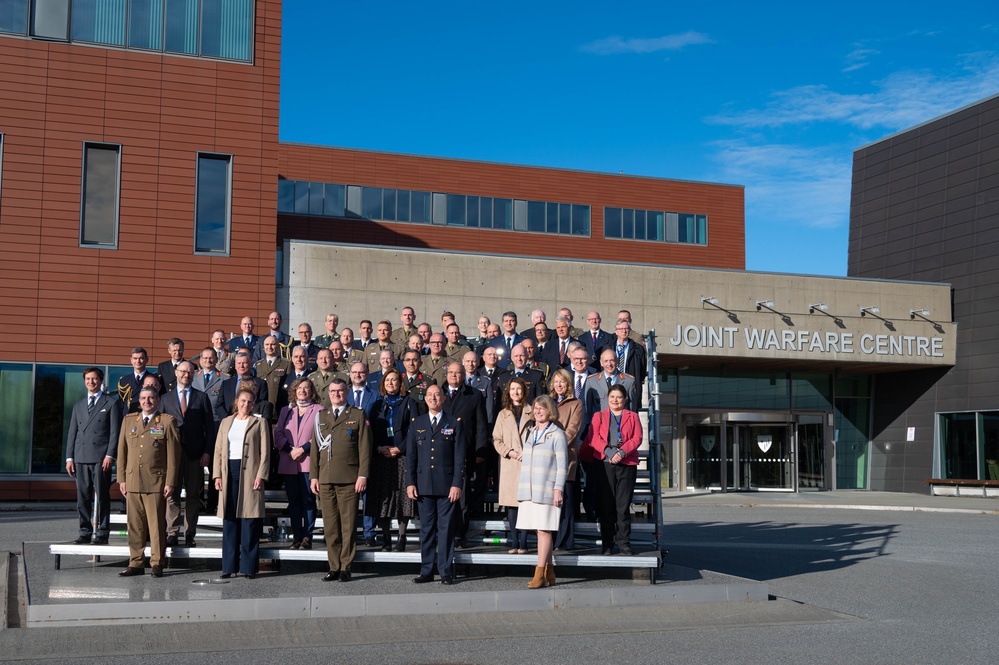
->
[797, 416, 826, 489]
[686, 422, 731, 489]
[734, 424, 792, 489]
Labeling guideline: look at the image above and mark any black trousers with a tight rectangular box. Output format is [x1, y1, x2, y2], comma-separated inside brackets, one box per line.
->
[595, 463, 637, 549]
[553, 479, 578, 550]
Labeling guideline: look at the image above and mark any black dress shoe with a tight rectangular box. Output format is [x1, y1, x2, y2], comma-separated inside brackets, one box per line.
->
[440, 576, 454, 585]
[454, 538, 467, 549]
[601, 548, 612, 555]
[73, 536, 91, 545]
[185, 538, 197, 548]
[338, 571, 352, 582]
[323, 570, 340, 582]
[364, 536, 377, 547]
[118, 567, 144, 577]
[219, 573, 233, 579]
[392, 541, 406, 552]
[151, 565, 163, 577]
[618, 546, 633, 556]
[412, 574, 434, 584]
[244, 573, 256, 580]
[165, 535, 179, 547]
[92, 537, 109, 545]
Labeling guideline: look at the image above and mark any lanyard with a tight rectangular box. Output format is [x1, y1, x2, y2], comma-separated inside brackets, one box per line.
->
[532, 422, 551, 447]
[610, 411, 623, 444]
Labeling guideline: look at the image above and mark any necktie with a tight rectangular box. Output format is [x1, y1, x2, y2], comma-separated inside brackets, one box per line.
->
[180, 389, 187, 416]
[245, 337, 250, 346]
[431, 415, 439, 430]
[617, 344, 626, 372]
[559, 341, 566, 364]
[506, 337, 512, 351]
[606, 376, 613, 389]
[334, 408, 341, 419]
[592, 332, 597, 345]
[575, 375, 583, 399]
[450, 388, 456, 398]
[466, 377, 472, 386]
[354, 390, 362, 407]
[143, 416, 150, 427]
[269, 358, 274, 367]
[88, 395, 96, 413]
[486, 369, 493, 378]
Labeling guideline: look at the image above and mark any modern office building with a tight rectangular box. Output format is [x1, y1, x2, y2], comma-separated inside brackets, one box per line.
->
[0, 0, 974, 499]
[849, 93, 999, 492]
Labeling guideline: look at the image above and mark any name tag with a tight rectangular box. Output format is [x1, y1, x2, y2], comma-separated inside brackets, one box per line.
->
[386, 426, 394, 438]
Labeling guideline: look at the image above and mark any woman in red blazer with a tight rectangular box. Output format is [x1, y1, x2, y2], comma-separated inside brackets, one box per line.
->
[581, 384, 642, 555]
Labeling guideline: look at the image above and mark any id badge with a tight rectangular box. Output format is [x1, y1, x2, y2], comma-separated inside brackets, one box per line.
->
[386, 426, 394, 438]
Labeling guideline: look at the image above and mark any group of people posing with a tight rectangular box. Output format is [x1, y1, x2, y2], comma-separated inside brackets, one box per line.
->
[65, 306, 647, 588]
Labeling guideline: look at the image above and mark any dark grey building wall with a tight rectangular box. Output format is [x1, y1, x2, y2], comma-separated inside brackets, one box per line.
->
[849, 93, 999, 492]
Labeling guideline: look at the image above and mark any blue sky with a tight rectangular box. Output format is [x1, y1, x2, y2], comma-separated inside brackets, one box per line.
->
[280, 2, 999, 276]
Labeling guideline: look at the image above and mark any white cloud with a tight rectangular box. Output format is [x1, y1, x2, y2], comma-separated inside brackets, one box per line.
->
[711, 142, 852, 230]
[842, 47, 880, 73]
[580, 31, 713, 55]
[710, 53, 999, 131]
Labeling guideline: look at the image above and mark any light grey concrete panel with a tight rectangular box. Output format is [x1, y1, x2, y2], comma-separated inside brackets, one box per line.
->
[494, 589, 554, 611]
[364, 591, 480, 616]
[311, 595, 367, 618]
[553, 587, 614, 610]
[28, 597, 310, 628]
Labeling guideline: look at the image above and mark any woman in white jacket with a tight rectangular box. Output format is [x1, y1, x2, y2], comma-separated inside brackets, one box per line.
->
[516, 394, 567, 589]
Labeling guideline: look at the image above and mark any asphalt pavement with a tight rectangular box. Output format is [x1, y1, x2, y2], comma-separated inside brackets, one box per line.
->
[2, 491, 997, 664]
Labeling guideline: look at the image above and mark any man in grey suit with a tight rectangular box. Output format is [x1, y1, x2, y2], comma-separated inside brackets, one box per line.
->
[583, 348, 637, 417]
[193, 346, 227, 422]
[66, 367, 123, 544]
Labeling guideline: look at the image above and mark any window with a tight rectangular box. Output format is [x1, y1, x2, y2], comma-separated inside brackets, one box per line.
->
[446, 194, 466, 226]
[605, 206, 706, 244]
[200, 0, 252, 61]
[0, 0, 28, 34]
[72, 0, 126, 45]
[31, 0, 69, 39]
[361, 186, 382, 219]
[3, 0, 251, 61]
[194, 153, 231, 255]
[323, 183, 345, 217]
[127, 0, 163, 50]
[80, 143, 120, 248]
[939, 412, 999, 481]
[0, 363, 33, 474]
[277, 179, 294, 213]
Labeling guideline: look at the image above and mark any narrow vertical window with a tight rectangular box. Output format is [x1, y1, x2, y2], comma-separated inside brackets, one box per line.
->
[80, 143, 120, 248]
[128, 0, 165, 50]
[194, 153, 231, 255]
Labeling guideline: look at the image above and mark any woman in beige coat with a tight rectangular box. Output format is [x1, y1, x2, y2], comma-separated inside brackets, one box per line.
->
[492, 377, 533, 553]
[213, 386, 271, 579]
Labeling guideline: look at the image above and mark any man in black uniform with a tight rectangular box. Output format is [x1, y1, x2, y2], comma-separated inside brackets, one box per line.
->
[405, 385, 464, 585]
[441, 362, 488, 548]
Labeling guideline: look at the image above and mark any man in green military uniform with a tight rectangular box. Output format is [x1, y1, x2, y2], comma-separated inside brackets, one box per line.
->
[310, 379, 371, 582]
[255, 335, 292, 419]
[315, 312, 341, 349]
[117, 386, 181, 577]
[390, 306, 418, 346]
[310, 348, 348, 408]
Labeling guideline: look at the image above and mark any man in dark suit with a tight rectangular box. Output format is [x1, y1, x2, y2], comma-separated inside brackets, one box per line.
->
[117, 347, 156, 413]
[226, 316, 261, 360]
[406, 385, 464, 585]
[222, 350, 268, 415]
[255, 310, 292, 359]
[579, 311, 614, 369]
[518, 308, 547, 343]
[463, 351, 496, 425]
[612, 320, 648, 408]
[66, 367, 123, 545]
[290, 322, 320, 365]
[488, 311, 524, 369]
[551, 317, 577, 370]
[441, 362, 488, 548]
[496, 344, 545, 402]
[533, 322, 561, 372]
[161, 361, 214, 547]
[310, 379, 371, 582]
[156, 338, 186, 392]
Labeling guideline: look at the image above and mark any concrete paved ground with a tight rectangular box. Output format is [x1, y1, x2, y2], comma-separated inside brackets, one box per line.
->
[3, 491, 997, 663]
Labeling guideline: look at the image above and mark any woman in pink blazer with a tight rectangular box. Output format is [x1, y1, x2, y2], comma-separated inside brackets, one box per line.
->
[274, 378, 323, 549]
[581, 384, 642, 555]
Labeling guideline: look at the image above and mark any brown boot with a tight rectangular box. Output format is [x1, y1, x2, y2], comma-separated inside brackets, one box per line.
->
[528, 566, 548, 589]
[544, 563, 556, 586]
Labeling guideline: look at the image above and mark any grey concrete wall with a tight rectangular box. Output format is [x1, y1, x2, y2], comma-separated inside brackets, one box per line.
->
[280, 241, 955, 369]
